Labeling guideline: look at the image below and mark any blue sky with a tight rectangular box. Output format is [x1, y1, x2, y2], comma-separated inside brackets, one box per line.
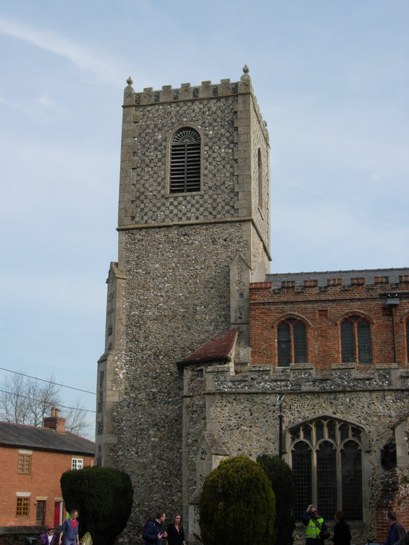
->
[0, 0, 408, 436]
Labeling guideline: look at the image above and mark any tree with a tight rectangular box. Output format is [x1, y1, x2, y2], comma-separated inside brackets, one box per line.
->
[60, 467, 133, 545]
[0, 371, 91, 436]
[199, 455, 275, 545]
[257, 455, 296, 545]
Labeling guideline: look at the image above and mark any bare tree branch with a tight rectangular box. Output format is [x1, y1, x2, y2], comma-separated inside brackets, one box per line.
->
[0, 372, 91, 437]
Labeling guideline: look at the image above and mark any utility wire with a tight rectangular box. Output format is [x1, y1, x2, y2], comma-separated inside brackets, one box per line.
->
[0, 388, 96, 414]
[0, 366, 96, 395]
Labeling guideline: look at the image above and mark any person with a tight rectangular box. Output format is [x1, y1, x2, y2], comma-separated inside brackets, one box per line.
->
[302, 504, 329, 545]
[143, 512, 168, 545]
[167, 514, 186, 545]
[384, 511, 406, 545]
[59, 510, 80, 545]
[40, 526, 58, 545]
[332, 511, 351, 545]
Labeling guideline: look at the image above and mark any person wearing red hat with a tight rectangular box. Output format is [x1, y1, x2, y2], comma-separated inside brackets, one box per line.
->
[40, 525, 58, 545]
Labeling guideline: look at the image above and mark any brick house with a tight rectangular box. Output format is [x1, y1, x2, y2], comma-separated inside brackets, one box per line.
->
[0, 409, 94, 530]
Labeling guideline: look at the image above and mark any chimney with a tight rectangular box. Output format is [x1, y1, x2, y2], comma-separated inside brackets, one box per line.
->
[43, 407, 66, 433]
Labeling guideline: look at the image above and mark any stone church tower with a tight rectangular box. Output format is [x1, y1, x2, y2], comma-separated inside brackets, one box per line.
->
[96, 67, 271, 537]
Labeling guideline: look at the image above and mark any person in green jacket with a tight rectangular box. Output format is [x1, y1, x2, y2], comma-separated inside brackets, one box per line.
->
[302, 504, 329, 545]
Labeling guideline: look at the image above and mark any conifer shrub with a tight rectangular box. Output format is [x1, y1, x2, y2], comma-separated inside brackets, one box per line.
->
[199, 455, 275, 545]
[60, 466, 133, 545]
[257, 455, 295, 545]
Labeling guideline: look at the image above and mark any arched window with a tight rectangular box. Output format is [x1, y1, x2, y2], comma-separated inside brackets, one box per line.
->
[341, 314, 372, 364]
[290, 418, 363, 521]
[170, 127, 201, 193]
[277, 318, 307, 366]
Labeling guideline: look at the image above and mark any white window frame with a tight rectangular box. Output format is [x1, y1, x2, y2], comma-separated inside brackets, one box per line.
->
[71, 457, 84, 470]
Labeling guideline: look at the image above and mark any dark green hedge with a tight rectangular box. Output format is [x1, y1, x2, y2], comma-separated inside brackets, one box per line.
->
[257, 455, 295, 545]
[199, 456, 275, 545]
[60, 466, 133, 545]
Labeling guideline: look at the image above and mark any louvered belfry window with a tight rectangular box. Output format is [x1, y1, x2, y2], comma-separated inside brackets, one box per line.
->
[170, 128, 201, 193]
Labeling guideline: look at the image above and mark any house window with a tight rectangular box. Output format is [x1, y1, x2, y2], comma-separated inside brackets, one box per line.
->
[277, 318, 307, 366]
[71, 458, 84, 470]
[16, 497, 30, 517]
[18, 453, 32, 474]
[290, 418, 363, 521]
[341, 315, 372, 363]
[170, 127, 201, 193]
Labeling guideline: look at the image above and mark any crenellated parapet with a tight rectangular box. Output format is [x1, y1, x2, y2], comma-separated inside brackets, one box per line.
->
[122, 66, 268, 141]
[252, 268, 409, 296]
[124, 71, 250, 105]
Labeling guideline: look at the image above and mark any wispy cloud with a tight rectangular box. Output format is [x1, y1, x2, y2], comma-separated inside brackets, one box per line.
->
[0, 17, 121, 83]
[0, 94, 64, 120]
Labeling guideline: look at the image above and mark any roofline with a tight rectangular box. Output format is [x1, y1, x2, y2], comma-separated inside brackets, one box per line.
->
[0, 441, 95, 456]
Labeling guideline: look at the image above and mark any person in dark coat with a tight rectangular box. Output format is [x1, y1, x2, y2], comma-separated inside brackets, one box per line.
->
[143, 512, 167, 545]
[384, 511, 406, 545]
[167, 514, 185, 545]
[332, 511, 351, 545]
[40, 525, 58, 545]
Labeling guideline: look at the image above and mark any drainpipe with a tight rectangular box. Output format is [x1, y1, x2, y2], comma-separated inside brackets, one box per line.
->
[277, 395, 284, 458]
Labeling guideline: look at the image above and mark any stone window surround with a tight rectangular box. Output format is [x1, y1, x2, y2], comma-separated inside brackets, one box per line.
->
[165, 123, 204, 197]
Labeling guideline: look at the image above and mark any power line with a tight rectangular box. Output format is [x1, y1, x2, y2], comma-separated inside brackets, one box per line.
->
[0, 367, 96, 395]
[0, 388, 96, 414]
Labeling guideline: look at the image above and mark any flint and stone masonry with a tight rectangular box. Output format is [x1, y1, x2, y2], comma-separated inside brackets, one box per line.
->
[97, 68, 271, 541]
[97, 68, 409, 544]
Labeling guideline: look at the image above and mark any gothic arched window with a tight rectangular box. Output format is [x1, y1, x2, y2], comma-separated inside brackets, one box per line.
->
[170, 127, 201, 193]
[277, 317, 307, 366]
[290, 418, 363, 521]
[341, 314, 372, 364]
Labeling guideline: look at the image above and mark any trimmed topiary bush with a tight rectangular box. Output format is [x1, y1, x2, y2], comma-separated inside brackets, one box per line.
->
[60, 466, 133, 545]
[257, 455, 295, 545]
[199, 455, 275, 545]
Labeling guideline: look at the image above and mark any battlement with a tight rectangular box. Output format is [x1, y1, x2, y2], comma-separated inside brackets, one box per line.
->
[255, 268, 409, 294]
[124, 67, 253, 106]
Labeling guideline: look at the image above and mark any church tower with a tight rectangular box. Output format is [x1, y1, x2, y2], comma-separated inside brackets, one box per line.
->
[96, 67, 271, 538]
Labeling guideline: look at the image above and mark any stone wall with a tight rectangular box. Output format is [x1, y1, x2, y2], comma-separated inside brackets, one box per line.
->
[99, 222, 257, 540]
[183, 361, 409, 543]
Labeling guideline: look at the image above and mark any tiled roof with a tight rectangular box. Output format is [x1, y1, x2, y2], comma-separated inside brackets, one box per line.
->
[178, 327, 238, 365]
[0, 421, 95, 455]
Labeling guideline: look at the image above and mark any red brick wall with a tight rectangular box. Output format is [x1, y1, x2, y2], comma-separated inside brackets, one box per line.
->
[249, 280, 409, 367]
[375, 469, 409, 541]
[0, 446, 94, 527]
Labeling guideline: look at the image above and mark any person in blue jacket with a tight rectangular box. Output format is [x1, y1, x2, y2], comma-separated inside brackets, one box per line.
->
[143, 512, 168, 545]
[59, 510, 79, 545]
[384, 511, 406, 545]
